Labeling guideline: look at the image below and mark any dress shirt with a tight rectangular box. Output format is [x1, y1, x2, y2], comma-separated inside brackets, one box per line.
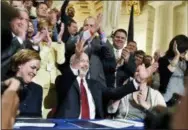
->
[12, 33, 39, 51]
[130, 77, 139, 90]
[12, 33, 23, 45]
[70, 66, 96, 119]
[113, 47, 123, 60]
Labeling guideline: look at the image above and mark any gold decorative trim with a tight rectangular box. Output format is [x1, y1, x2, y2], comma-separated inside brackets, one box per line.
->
[125, 0, 145, 16]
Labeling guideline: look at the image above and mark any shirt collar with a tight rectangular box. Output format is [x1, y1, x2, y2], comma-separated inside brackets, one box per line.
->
[77, 76, 87, 86]
[12, 32, 16, 38]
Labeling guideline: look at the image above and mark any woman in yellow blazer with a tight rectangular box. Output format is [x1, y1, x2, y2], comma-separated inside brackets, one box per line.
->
[32, 19, 65, 118]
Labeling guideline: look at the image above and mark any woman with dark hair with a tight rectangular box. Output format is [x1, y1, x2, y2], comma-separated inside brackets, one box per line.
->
[1, 49, 43, 117]
[158, 34, 188, 105]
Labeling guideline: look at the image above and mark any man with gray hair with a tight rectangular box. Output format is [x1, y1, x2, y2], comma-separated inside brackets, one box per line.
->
[60, 14, 111, 87]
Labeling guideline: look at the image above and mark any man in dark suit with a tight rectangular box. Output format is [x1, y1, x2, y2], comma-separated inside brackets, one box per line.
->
[58, 0, 76, 43]
[54, 39, 158, 119]
[1, 6, 39, 80]
[62, 19, 78, 43]
[101, 29, 137, 88]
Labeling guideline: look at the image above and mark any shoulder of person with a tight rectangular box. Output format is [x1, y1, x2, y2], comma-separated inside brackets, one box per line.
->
[158, 56, 169, 63]
[149, 87, 163, 98]
[28, 82, 42, 91]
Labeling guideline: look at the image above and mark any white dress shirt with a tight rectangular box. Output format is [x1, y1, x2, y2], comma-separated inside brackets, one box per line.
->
[113, 47, 123, 60]
[12, 33, 40, 51]
[70, 66, 96, 119]
[77, 77, 96, 119]
[12, 32, 23, 45]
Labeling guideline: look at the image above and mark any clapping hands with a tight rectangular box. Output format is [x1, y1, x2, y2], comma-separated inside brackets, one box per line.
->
[75, 37, 85, 58]
[133, 90, 151, 110]
[173, 41, 180, 57]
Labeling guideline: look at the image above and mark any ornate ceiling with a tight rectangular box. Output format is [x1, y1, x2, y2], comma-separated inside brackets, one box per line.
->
[52, 1, 147, 16]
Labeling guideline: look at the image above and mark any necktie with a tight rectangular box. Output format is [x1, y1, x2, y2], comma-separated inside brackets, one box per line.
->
[80, 79, 90, 119]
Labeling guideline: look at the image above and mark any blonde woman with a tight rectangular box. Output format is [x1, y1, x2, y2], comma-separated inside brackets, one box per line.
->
[32, 19, 65, 118]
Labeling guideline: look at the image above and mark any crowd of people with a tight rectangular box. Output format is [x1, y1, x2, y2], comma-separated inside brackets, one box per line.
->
[1, 0, 188, 129]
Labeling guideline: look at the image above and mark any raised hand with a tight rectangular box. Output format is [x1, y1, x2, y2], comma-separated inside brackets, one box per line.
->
[33, 32, 45, 44]
[96, 13, 103, 30]
[116, 47, 130, 67]
[173, 41, 180, 56]
[135, 62, 158, 83]
[75, 37, 85, 58]
[121, 47, 130, 63]
[91, 13, 103, 34]
[45, 28, 52, 46]
[133, 91, 151, 110]
[184, 50, 188, 61]
[17, 24, 27, 41]
[58, 23, 65, 43]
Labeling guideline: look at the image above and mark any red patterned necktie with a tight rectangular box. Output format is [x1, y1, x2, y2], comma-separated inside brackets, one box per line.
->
[80, 79, 90, 119]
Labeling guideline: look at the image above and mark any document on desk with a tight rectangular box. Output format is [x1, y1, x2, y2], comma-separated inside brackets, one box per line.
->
[89, 119, 134, 128]
[114, 119, 144, 127]
[14, 119, 56, 128]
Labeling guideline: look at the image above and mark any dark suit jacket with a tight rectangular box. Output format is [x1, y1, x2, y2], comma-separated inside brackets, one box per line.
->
[19, 82, 42, 117]
[1, 81, 42, 117]
[1, 36, 39, 81]
[158, 57, 173, 94]
[54, 66, 137, 119]
[100, 43, 136, 88]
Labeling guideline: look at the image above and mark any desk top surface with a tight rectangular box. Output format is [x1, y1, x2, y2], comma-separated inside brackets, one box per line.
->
[14, 118, 144, 130]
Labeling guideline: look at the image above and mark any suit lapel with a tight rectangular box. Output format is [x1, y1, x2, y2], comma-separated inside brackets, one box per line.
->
[86, 79, 98, 105]
[73, 80, 80, 95]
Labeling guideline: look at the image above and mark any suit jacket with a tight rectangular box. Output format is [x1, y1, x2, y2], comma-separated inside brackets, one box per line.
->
[100, 43, 136, 88]
[1, 36, 39, 81]
[19, 82, 43, 117]
[59, 0, 75, 43]
[1, 81, 42, 117]
[54, 66, 137, 119]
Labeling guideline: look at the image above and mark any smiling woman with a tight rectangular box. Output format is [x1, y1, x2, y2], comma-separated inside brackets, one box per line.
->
[11, 49, 41, 83]
[2, 49, 43, 118]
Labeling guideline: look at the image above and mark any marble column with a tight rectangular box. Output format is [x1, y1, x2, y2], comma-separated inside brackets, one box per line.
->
[149, 1, 185, 54]
[102, 1, 122, 36]
[168, 1, 183, 45]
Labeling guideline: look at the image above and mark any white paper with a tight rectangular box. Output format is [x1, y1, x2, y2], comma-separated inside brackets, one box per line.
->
[115, 119, 144, 127]
[14, 122, 55, 128]
[89, 119, 134, 128]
